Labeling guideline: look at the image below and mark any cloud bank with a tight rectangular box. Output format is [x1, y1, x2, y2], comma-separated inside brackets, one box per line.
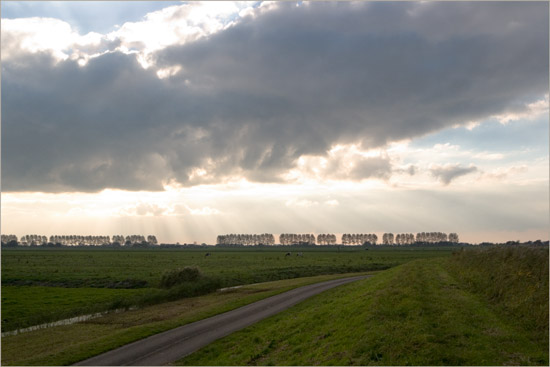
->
[2, 1, 548, 192]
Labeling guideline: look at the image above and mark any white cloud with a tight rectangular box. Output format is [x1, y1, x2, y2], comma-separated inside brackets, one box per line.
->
[472, 152, 505, 161]
[1, 17, 96, 62]
[156, 64, 182, 79]
[283, 197, 340, 209]
[119, 202, 176, 217]
[186, 206, 221, 216]
[481, 165, 528, 180]
[390, 141, 506, 169]
[285, 198, 319, 208]
[286, 144, 392, 183]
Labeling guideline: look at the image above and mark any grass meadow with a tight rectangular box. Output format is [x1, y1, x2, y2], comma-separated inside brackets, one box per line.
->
[177, 246, 548, 366]
[1, 246, 452, 332]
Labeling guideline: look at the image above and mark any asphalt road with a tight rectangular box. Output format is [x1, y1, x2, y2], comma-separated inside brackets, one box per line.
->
[75, 275, 371, 366]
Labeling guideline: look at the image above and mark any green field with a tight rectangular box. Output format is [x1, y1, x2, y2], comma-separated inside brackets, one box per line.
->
[1, 246, 454, 331]
[177, 247, 549, 366]
[0, 273, 376, 366]
[2, 247, 453, 286]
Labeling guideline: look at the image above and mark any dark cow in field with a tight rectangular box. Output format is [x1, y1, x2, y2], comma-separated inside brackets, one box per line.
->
[205, 252, 211, 257]
[285, 252, 291, 257]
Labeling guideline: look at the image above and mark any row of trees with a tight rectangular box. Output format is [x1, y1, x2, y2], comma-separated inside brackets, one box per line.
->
[3, 232, 460, 247]
[217, 234, 276, 246]
[1, 234, 158, 246]
[49, 235, 111, 246]
[396, 233, 415, 245]
[279, 233, 338, 245]
[20, 235, 48, 245]
[216, 233, 339, 245]
[382, 232, 459, 245]
[382, 233, 415, 245]
[1, 235, 18, 243]
[279, 233, 316, 245]
[342, 233, 378, 245]
[416, 232, 458, 243]
[217, 232, 459, 246]
[317, 233, 338, 245]
[112, 235, 158, 245]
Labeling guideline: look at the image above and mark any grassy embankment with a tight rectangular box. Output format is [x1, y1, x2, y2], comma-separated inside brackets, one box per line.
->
[1, 272, 376, 366]
[2, 247, 452, 331]
[178, 246, 548, 366]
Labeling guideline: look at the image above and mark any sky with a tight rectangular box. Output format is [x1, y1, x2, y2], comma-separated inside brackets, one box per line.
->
[1, 1, 548, 244]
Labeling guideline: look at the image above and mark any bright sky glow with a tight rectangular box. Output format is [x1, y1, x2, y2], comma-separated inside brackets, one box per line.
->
[1, 1, 548, 244]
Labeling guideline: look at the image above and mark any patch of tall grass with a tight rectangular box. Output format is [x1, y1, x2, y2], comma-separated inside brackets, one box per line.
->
[159, 267, 202, 288]
[109, 267, 223, 311]
[136, 277, 223, 307]
[449, 246, 548, 333]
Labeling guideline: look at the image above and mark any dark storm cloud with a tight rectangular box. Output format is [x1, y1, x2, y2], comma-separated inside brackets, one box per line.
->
[2, 1, 548, 192]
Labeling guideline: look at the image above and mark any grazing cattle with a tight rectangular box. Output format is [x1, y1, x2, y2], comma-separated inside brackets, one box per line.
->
[296, 252, 303, 257]
[285, 252, 291, 256]
[205, 253, 211, 257]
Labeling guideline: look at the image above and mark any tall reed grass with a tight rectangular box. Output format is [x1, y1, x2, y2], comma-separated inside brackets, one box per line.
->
[449, 246, 548, 333]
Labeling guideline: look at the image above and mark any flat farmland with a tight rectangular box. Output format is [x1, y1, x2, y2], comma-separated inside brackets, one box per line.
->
[2, 246, 455, 332]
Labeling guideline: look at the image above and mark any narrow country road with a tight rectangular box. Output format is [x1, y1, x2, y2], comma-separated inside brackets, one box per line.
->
[75, 275, 371, 366]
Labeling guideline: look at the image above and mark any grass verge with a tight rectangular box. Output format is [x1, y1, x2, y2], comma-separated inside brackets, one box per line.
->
[177, 255, 548, 366]
[1, 272, 374, 366]
[448, 245, 548, 333]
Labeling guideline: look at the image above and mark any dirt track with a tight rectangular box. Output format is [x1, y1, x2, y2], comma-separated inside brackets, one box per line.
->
[75, 275, 371, 366]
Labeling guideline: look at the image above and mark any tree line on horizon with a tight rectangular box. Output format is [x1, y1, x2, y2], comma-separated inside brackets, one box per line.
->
[216, 232, 460, 246]
[0, 234, 158, 246]
[3, 233, 549, 247]
[342, 233, 378, 245]
[217, 233, 340, 246]
[1, 232, 460, 247]
[382, 232, 459, 245]
[216, 233, 276, 246]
